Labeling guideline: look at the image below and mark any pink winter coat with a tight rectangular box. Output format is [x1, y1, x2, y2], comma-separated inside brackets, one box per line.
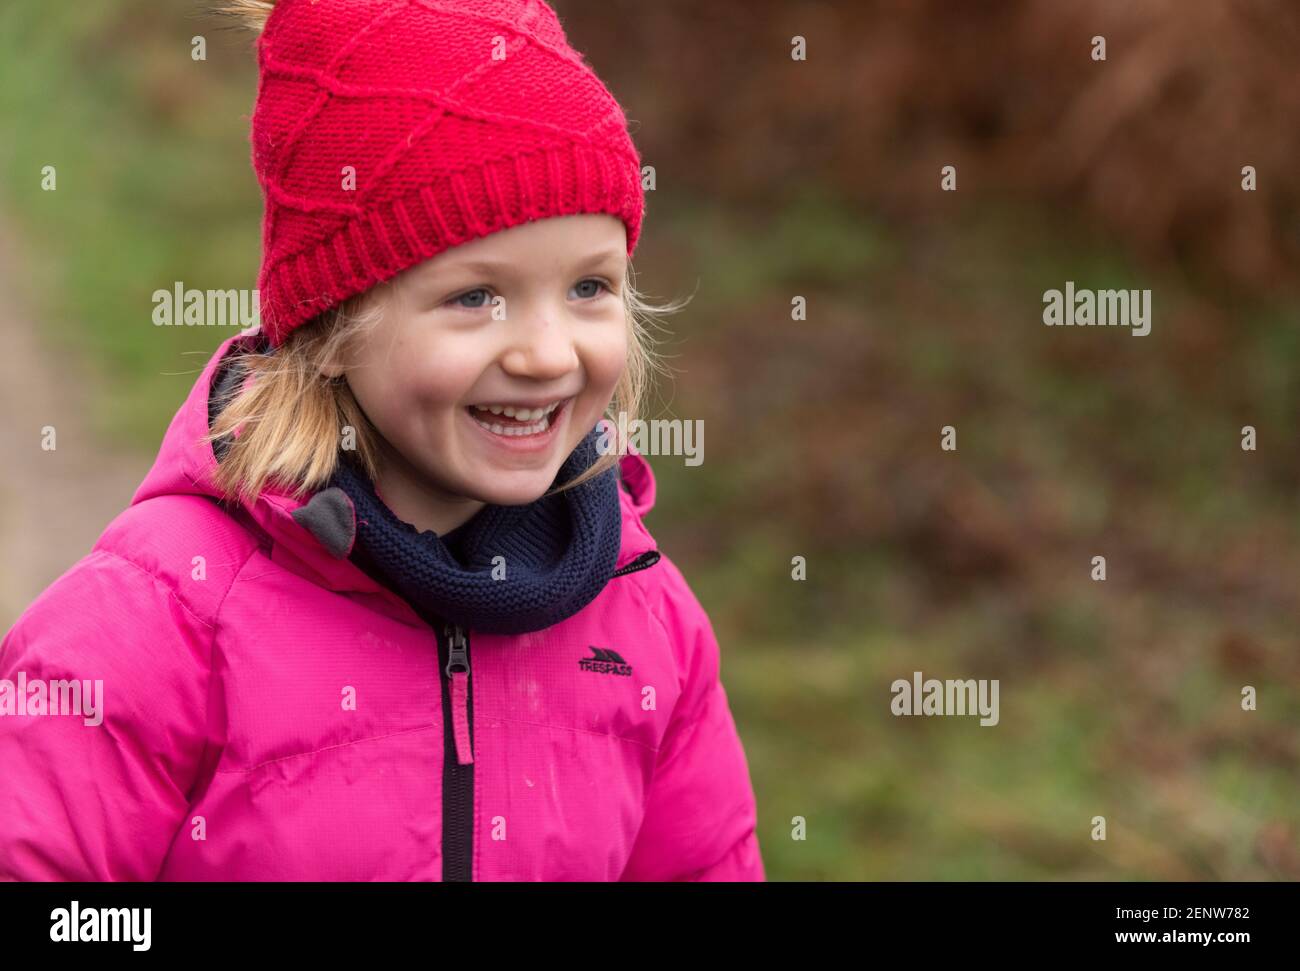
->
[0, 332, 764, 881]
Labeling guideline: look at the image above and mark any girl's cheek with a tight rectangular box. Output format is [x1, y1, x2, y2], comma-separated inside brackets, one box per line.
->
[362, 362, 448, 436]
[584, 320, 629, 392]
[392, 331, 479, 411]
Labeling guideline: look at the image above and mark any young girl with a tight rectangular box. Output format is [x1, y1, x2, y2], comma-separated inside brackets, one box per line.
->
[0, 0, 764, 881]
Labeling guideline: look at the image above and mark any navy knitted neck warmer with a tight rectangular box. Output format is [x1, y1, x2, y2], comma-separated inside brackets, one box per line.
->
[328, 427, 623, 635]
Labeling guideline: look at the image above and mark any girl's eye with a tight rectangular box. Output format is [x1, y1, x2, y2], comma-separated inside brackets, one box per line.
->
[448, 280, 610, 308]
[571, 278, 610, 300]
[450, 288, 491, 309]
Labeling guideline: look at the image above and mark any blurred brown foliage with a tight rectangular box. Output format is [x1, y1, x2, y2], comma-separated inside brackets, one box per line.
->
[566, 0, 1300, 292]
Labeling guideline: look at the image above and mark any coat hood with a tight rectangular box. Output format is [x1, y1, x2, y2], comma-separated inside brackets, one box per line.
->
[130, 331, 660, 611]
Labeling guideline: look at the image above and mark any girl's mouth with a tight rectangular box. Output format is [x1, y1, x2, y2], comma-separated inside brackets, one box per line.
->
[465, 398, 569, 441]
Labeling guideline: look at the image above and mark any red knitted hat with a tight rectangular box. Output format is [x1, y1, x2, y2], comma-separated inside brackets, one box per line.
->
[248, 0, 646, 347]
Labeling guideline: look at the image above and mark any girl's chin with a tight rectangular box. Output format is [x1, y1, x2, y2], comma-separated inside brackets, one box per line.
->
[456, 443, 583, 506]
[459, 468, 563, 506]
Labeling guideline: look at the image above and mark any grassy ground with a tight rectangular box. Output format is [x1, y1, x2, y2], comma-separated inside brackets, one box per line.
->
[3, 1, 1297, 880]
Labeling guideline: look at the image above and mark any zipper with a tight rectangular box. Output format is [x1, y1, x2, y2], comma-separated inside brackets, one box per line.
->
[432, 552, 656, 881]
[438, 621, 474, 882]
[611, 549, 661, 578]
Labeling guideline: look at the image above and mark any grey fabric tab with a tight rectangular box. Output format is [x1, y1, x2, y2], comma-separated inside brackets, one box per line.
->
[291, 487, 356, 559]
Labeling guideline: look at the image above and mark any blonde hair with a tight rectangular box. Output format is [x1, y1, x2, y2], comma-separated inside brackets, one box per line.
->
[215, 0, 277, 32]
[203, 262, 683, 506]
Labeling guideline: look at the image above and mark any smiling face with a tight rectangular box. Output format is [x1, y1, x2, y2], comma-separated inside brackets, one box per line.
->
[326, 214, 629, 535]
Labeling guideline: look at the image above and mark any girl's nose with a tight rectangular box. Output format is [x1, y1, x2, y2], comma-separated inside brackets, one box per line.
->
[499, 315, 579, 380]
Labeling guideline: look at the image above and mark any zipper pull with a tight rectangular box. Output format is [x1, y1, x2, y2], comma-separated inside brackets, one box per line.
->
[444, 623, 470, 678]
[611, 549, 661, 578]
[443, 623, 474, 766]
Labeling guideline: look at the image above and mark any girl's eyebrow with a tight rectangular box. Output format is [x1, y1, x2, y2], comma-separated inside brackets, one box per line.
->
[433, 258, 512, 276]
[421, 247, 626, 280]
[577, 247, 627, 273]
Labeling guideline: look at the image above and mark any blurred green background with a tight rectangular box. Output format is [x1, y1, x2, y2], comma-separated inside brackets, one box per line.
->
[1, 0, 1298, 879]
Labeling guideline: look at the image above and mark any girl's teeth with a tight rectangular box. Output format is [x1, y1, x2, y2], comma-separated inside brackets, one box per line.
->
[469, 407, 556, 437]
[473, 401, 561, 422]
